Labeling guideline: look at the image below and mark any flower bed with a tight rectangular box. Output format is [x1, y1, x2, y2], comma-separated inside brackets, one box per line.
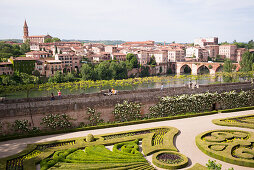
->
[152, 151, 188, 169]
[0, 126, 185, 170]
[149, 90, 254, 118]
[213, 114, 254, 129]
[196, 130, 254, 168]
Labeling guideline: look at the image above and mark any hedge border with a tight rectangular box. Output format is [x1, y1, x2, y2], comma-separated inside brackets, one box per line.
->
[1, 104, 254, 143]
[195, 129, 254, 168]
[0, 126, 178, 170]
[212, 114, 254, 129]
[152, 151, 189, 169]
[186, 163, 207, 170]
[0, 110, 218, 142]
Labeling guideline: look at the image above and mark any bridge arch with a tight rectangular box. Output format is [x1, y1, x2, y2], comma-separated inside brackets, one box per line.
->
[215, 65, 223, 72]
[197, 65, 210, 75]
[180, 64, 192, 74]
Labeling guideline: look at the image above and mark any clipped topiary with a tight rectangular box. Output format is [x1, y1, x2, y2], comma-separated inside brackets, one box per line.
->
[86, 133, 95, 142]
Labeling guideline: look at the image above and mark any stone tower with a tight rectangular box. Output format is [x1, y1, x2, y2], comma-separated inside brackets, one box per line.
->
[23, 20, 29, 43]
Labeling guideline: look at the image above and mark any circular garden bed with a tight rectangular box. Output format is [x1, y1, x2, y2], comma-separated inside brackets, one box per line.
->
[152, 151, 188, 169]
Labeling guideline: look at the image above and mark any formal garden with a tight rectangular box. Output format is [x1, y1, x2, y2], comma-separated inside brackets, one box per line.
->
[1, 87, 254, 169]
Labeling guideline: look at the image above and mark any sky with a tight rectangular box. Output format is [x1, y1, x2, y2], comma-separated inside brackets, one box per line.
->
[0, 0, 254, 43]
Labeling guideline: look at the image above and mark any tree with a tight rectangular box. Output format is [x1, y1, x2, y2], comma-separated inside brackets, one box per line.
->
[52, 37, 61, 42]
[20, 40, 30, 54]
[109, 61, 127, 80]
[223, 59, 235, 73]
[126, 53, 138, 68]
[240, 51, 254, 72]
[140, 66, 150, 77]
[149, 55, 156, 66]
[45, 37, 61, 43]
[64, 72, 75, 82]
[48, 71, 64, 83]
[95, 61, 112, 80]
[80, 64, 96, 80]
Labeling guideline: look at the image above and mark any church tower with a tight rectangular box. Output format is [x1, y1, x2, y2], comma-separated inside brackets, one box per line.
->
[23, 20, 29, 43]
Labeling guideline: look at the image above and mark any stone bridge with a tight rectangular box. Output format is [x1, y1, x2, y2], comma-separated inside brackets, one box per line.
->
[172, 62, 240, 75]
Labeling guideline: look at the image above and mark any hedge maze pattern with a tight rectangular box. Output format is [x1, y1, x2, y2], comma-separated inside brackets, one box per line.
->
[213, 114, 254, 129]
[196, 130, 254, 168]
[6, 140, 75, 170]
[0, 126, 188, 170]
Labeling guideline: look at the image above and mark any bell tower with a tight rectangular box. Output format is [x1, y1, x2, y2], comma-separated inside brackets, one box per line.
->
[23, 20, 29, 43]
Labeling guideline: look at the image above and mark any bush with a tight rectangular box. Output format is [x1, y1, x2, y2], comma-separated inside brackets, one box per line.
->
[86, 134, 95, 142]
[206, 160, 222, 170]
[86, 107, 104, 126]
[12, 119, 31, 134]
[41, 113, 72, 130]
[112, 100, 141, 122]
[149, 90, 254, 118]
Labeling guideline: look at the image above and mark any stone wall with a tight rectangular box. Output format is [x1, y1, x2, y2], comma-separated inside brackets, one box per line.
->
[0, 82, 253, 128]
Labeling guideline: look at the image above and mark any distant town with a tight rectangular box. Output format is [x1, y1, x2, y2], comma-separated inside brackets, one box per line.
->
[0, 20, 254, 78]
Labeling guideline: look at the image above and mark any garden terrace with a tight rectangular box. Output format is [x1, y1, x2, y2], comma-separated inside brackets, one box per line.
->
[0, 126, 183, 170]
[213, 114, 254, 129]
[196, 130, 254, 168]
[0, 82, 253, 130]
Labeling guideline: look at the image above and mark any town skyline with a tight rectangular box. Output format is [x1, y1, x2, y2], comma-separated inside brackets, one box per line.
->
[1, 0, 254, 42]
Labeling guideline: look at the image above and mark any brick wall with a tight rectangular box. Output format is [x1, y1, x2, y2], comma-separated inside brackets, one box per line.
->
[0, 82, 253, 128]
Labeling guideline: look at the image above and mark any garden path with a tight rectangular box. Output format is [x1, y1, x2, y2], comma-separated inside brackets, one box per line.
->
[0, 110, 253, 170]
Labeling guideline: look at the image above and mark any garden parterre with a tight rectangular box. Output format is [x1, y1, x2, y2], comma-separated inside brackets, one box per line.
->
[0, 126, 188, 170]
[196, 130, 254, 168]
[212, 114, 254, 129]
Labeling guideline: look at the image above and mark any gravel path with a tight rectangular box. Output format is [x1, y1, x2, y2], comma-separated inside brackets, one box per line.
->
[0, 110, 253, 170]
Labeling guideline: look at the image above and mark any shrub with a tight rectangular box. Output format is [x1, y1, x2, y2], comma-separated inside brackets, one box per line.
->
[12, 119, 31, 134]
[41, 113, 72, 130]
[206, 160, 222, 170]
[149, 90, 254, 118]
[112, 100, 141, 122]
[86, 134, 95, 142]
[86, 107, 104, 126]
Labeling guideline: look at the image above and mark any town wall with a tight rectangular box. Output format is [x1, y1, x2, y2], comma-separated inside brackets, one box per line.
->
[0, 82, 253, 128]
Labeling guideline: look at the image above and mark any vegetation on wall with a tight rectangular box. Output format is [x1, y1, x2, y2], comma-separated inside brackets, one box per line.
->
[149, 90, 254, 118]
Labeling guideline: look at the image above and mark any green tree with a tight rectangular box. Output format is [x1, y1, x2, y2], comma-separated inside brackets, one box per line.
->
[126, 53, 138, 68]
[140, 66, 150, 77]
[223, 59, 235, 73]
[240, 51, 254, 72]
[149, 55, 156, 66]
[95, 61, 112, 80]
[80, 64, 96, 80]
[110, 61, 127, 80]
[48, 71, 64, 83]
[20, 40, 30, 54]
[64, 72, 75, 82]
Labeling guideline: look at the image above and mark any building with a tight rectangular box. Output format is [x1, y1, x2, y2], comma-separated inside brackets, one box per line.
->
[44, 60, 62, 77]
[152, 51, 168, 64]
[0, 62, 13, 75]
[26, 51, 50, 59]
[23, 20, 52, 43]
[55, 54, 81, 72]
[236, 48, 247, 63]
[112, 53, 126, 61]
[219, 45, 237, 61]
[121, 41, 155, 47]
[205, 45, 219, 59]
[167, 48, 185, 62]
[194, 37, 218, 47]
[186, 47, 209, 62]
[10, 57, 37, 74]
[105, 46, 118, 53]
